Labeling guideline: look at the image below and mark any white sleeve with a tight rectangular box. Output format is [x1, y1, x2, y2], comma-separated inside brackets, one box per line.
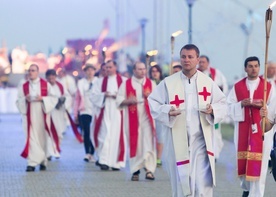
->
[148, 80, 177, 128]
[227, 87, 245, 122]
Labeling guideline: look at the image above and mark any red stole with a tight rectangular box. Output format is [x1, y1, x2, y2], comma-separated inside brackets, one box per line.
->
[209, 67, 216, 80]
[22, 79, 60, 158]
[126, 78, 155, 158]
[56, 81, 83, 143]
[93, 75, 125, 161]
[235, 77, 271, 180]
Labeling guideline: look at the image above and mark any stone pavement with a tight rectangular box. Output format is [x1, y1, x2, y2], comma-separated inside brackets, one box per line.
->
[0, 114, 275, 197]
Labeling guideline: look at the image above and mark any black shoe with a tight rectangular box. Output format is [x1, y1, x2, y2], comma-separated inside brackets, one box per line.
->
[83, 158, 89, 162]
[26, 166, 35, 172]
[242, 191, 249, 197]
[47, 156, 52, 161]
[100, 164, 109, 171]
[111, 167, 120, 171]
[95, 160, 102, 167]
[39, 164, 46, 171]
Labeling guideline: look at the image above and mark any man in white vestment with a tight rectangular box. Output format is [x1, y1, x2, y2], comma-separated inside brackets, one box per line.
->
[57, 68, 77, 113]
[91, 60, 126, 170]
[198, 55, 228, 161]
[16, 64, 58, 172]
[148, 44, 227, 197]
[45, 69, 71, 159]
[116, 62, 156, 181]
[227, 56, 274, 197]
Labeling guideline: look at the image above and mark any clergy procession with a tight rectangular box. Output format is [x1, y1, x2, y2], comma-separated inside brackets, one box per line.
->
[9, 43, 275, 197]
[2, 1, 276, 197]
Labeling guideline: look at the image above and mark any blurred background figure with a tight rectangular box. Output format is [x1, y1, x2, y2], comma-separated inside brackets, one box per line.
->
[172, 64, 182, 74]
[149, 64, 164, 167]
[149, 64, 163, 85]
[74, 64, 98, 163]
[198, 55, 228, 161]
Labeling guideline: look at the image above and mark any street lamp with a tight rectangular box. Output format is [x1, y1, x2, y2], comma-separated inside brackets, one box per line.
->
[170, 30, 183, 75]
[140, 18, 148, 60]
[186, 0, 196, 44]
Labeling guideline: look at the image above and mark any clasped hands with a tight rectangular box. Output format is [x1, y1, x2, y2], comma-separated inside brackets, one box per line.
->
[105, 91, 117, 99]
[168, 104, 213, 117]
[241, 98, 263, 108]
[26, 95, 43, 102]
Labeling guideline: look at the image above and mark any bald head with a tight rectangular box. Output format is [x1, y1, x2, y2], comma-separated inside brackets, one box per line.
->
[28, 64, 39, 80]
[267, 61, 276, 79]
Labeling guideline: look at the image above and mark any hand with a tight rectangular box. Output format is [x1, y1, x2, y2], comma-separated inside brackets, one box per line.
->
[74, 116, 79, 124]
[260, 106, 267, 118]
[127, 96, 138, 105]
[241, 98, 251, 107]
[143, 91, 151, 98]
[251, 99, 263, 108]
[26, 95, 32, 102]
[169, 106, 181, 117]
[105, 91, 116, 99]
[201, 104, 213, 114]
[35, 96, 43, 102]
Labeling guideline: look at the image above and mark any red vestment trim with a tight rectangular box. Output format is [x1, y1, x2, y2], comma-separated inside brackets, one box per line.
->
[21, 79, 61, 158]
[56, 81, 83, 143]
[207, 151, 214, 156]
[209, 67, 216, 80]
[126, 78, 155, 158]
[176, 160, 189, 166]
[234, 77, 271, 179]
[93, 75, 125, 161]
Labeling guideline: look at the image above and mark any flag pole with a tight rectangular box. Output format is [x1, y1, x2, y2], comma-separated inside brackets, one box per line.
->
[262, 7, 273, 139]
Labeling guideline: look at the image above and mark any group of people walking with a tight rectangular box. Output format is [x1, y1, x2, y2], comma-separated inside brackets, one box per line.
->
[16, 44, 276, 197]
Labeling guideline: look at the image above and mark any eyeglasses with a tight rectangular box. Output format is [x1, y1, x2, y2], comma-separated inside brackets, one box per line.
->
[28, 69, 37, 72]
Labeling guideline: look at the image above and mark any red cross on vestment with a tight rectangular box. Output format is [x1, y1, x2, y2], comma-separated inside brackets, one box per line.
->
[170, 95, 184, 107]
[198, 87, 211, 101]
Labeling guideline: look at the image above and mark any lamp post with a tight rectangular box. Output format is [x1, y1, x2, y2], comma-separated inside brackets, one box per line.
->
[140, 18, 148, 62]
[146, 50, 158, 77]
[170, 30, 183, 75]
[102, 47, 107, 63]
[186, 0, 196, 44]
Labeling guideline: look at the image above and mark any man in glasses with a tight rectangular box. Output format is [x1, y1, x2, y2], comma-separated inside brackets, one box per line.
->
[16, 63, 58, 172]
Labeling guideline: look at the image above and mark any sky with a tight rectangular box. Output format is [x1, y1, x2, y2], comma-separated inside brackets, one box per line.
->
[0, 0, 276, 84]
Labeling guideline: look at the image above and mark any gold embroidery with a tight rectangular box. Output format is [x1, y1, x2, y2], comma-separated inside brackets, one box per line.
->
[237, 151, 262, 160]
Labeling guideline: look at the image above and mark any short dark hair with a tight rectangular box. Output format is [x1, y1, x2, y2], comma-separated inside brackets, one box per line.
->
[149, 64, 163, 80]
[83, 63, 96, 71]
[173, 64, 182, 70]
[101, 62, 106, 69]
[199, 55, 209, 63]
[45, 69, 57, 77]
[180, 44, 200, 57]
[106, 60, 117, 67]
[244, 56, 260, 68]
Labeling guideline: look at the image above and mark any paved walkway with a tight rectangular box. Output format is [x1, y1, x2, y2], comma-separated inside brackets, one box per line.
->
[0, 114, 274, 197]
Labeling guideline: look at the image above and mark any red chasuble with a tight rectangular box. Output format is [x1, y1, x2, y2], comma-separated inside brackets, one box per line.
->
[22, 79, 60, 158]
[126, 78, 155, 158]
[56, 81, 83, 143]
[234, 77, 271, 180]
[93, 75, 125, 161]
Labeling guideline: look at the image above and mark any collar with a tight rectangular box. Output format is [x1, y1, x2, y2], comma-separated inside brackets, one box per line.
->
[132, 76, 145, 85]
[29, 77, 40, 84]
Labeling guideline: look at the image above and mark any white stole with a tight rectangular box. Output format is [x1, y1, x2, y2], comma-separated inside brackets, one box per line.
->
[165, 71, 215, 196]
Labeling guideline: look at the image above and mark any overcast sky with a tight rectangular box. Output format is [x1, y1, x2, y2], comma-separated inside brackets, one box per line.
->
[1, 0, 276, 83]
